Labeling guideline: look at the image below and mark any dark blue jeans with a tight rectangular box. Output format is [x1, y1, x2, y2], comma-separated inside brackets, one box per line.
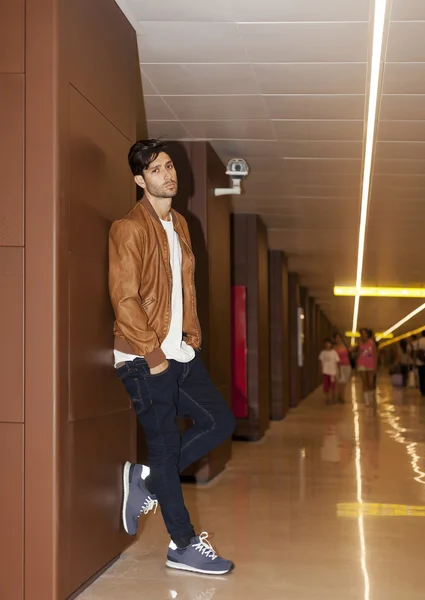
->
[117, 352, 236, 545]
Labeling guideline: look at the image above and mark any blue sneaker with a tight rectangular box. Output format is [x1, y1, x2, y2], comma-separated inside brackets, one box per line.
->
[122, 462, 158, 535]
[166, 532, 234, 575]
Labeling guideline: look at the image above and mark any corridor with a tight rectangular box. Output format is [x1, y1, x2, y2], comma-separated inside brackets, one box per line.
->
[79, 376, 425, 600]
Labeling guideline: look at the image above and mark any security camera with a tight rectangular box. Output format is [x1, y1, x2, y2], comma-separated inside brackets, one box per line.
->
[214, 158, 250, 197]
[226, 158, 250, 180]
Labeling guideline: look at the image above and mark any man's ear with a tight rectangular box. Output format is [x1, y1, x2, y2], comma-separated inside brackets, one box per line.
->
[134, 175, 146, 189]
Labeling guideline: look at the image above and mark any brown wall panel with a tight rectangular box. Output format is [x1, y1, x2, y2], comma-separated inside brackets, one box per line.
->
[61, 412, 135, 598]
[65, 0, 137, 139]
[69, 87, 134, 259]
[288, 272, 301, 407]
[0, 248, 24, 422]
[0, 0, 24, 73]
[0, 424, 24, 600]
[0, 75, 24, 247]
[69, 255, 130, 421]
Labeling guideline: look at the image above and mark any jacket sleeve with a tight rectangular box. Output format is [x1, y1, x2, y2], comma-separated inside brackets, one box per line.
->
[108, 218, 166, 368]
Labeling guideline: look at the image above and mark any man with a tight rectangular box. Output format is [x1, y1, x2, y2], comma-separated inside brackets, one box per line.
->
[412, 332, 425, 396]
[108, 139, 236, 575]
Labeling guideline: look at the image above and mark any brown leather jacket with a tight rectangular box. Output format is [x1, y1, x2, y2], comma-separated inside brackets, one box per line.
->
[108, 197, 201, 368]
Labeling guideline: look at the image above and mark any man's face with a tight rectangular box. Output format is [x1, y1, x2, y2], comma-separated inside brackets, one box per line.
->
[136, 152, 178, 199]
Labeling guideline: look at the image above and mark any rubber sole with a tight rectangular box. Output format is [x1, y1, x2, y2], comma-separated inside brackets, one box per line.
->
[165, 560, 234, 576]
[122, 461, 132, 535]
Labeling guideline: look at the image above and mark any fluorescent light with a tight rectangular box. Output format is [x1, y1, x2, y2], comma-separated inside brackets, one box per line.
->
[345, 331, 393, 339]
[336, 286, 425, 298]
[378, 326, 425, 348]
[376, 302, 425, 341]
[351, 0, 387, 338]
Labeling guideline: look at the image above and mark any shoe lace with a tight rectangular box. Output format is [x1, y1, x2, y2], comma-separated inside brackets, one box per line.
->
[192, 532, 217, 560]
[140, 497, 158, 516]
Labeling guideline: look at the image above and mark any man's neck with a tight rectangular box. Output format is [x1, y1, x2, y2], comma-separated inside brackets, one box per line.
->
[145, 194, 172, 221]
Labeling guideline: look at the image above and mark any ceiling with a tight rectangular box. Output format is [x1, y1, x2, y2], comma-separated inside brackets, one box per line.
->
[115, 0, 425, 336]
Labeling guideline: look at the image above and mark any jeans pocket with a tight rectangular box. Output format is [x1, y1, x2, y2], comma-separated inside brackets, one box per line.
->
[119, 370, 151, 415]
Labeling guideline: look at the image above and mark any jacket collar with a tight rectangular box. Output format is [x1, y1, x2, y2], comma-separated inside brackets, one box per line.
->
[140, 196, 185, 240]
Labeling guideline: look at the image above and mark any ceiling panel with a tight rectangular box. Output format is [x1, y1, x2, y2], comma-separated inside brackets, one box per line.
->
[210, 140, 279, 157]
[273, 119, 364, 141]
[378, 120, 425, 142]
[380, 95, 425, 120]
[142, 64, 259, 96]
[164, 95, 268, 120]
[143, 95, 176, 119]
[280, 140, 363, 159]
[137, 23, 247, 63]
[374, 159, 425, 175]
[386, 23, 425, 63]
[376, 141, 425, 160]
[129, 0, 235, 21]
[383, 63, 425, 95]
[233, 0, 370, 22]
[265, 95, 365, 120]
[252, 63, 367, 95]
[182, 120, 276, 140]
[146, 120, 191, 139]
[240, 23, 369, 63]
[391, 0, 425, 22]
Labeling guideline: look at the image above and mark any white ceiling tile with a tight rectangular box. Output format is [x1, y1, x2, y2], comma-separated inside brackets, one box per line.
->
[288, 185, 360, 198]
[380, 95, 425, 120]
[391, 0, 425, 21]
[137, 23, 247, 63]
[142, 64, 259, 96]
[279, 140, 363, 159]
[141, 72, 157, 95]
[232, 0, 370, 22]
[386, 23, 425, 62]
[130, 0, 235, 22]
[373, 173, 425, 188]
[238, 157, 285, 172]
[240, 23, 369, 63]
[265, 95, 364, 120]
[374, 159, 425, 175]
[376, 142, 425, 160]
[164, 95, 268, 120]
[183, 120, 275, 140]
[284, 158, 361, 174]
[378, 120, 425, 142]
[273, 119, 364, 141]
[383, 64, 425, 95]
[143, 96, 176, 119]
[210, 140, 280, 157]
[253, 63, 367, 95]
[146, 120, 190, 139]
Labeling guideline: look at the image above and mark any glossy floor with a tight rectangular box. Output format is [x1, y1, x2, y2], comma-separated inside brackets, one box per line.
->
[79, 377, 425, 599]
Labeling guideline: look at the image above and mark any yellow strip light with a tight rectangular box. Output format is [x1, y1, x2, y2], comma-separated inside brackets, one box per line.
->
[345, 331, 393, 339]
[336, 286, 425, 298]
[378, 326, 425, 348]
[351, 0, 387, 342]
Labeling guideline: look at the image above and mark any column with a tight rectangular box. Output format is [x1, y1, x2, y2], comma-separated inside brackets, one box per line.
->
[232, 214, 270, 440]
[269, 250, 290, 420]
[169, 141, 233, 481]
[288, 272, 301, 407]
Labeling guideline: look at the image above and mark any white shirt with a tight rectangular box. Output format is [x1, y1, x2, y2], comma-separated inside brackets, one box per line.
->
[319, 349, 340, 376]
[114, 214, 195, 367]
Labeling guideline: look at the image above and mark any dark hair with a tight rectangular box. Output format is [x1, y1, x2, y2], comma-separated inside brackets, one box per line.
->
[422, 330, 425, 338]
[128, 139, 168, 176]
[400, 339, 408, 352]
[412, 335, 418, 341]
[324, 338, 333, 345]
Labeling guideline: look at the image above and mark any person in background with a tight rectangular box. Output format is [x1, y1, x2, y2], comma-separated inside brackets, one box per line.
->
[319, 339, 340, 405]
[368, 329, 379, 391]
[412, 331, 425, 397]
[333, 333, 351, 404]
[396, 339, 413, 387]
[357, 328, 377, 406]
